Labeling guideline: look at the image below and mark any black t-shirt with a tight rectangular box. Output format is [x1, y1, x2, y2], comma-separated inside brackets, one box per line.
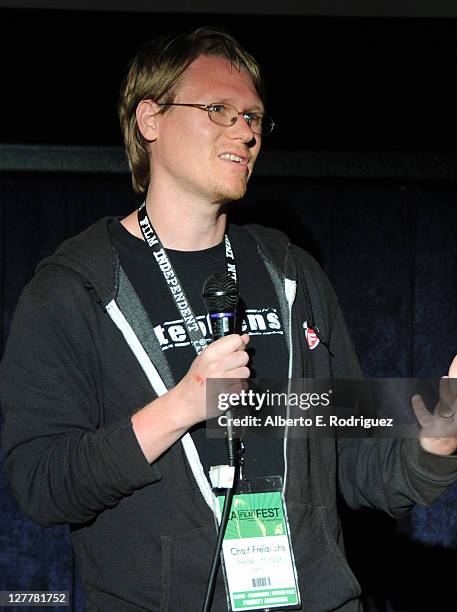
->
[110, 219, 288, 480]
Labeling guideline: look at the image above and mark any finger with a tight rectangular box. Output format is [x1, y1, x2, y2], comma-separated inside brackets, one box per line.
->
[206, 376, 250, 416]
[437, 377, 455, 417]
[226, 366, 250, 380]
[214, 378, 250, 394]
[411, 394, 433, 428]
[219, 351, 250, 373]
[448, 355, 457, 378]
[451, 377, 457, 406]
[240, 378, 250, 392]
[202, 351, 249, 380]
[208, 334, 247, 356]
[240, 333, 250, 346]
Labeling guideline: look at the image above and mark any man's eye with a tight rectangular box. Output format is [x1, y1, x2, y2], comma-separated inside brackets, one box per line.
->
[209, 104, 226, 113]
[244, 113, 260, 125]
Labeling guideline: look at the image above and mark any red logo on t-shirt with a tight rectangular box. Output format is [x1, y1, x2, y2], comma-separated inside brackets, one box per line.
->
[303, 321, 320, 350]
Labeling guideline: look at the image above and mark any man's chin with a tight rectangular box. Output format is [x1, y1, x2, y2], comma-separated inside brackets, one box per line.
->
[213, 182, 248, 204]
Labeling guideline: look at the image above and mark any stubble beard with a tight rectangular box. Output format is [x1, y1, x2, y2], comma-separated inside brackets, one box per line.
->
[212, 176, 248, 204]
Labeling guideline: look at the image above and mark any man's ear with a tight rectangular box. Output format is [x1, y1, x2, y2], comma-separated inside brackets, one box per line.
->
[136, 99, 161, 142]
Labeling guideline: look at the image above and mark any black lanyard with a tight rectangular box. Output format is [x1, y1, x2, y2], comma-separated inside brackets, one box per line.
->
[137, 201, 237, 355]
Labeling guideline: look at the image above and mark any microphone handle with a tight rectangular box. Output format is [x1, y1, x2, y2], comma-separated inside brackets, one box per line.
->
[209, 311, 236, 339]
[209, 312, 238, 454]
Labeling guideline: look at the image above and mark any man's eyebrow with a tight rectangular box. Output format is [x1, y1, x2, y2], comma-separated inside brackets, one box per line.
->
[244, 106, 265, 113]
[207, 97, 265, 112]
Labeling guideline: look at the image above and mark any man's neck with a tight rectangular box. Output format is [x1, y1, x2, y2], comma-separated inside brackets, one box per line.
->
[121, 193, 227, 251]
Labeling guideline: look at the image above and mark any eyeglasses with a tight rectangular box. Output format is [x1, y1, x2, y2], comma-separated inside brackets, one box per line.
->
[156, 102, 275, 136]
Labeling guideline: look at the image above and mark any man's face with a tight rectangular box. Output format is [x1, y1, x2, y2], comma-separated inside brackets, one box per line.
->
[151, 54, 264, 204]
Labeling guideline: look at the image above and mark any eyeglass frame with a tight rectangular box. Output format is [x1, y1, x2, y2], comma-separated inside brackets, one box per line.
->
[155, 101, 275, 136]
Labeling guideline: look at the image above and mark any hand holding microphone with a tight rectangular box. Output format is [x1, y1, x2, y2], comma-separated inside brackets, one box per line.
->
[171, 273, 250, 429]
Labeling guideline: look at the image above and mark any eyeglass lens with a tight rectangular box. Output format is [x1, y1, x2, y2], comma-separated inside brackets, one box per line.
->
[208, 104, 272, 135]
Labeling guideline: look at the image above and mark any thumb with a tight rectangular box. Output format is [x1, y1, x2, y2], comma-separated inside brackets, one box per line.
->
[240, 333, 250, 346]
[448, 355, 457, 378]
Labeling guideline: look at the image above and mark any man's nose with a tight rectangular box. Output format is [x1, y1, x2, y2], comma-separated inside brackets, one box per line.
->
[232, 113, 256, 143]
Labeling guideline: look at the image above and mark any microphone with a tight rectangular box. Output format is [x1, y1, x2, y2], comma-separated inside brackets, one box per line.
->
[201, 271, 241, 461]
[202, 272, 239, 340]
[201, 272, 242, 612]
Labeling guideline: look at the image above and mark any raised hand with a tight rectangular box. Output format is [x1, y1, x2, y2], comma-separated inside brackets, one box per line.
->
[411, 356, 457, 455]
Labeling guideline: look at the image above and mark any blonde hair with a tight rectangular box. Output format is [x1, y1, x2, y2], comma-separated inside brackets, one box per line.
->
[118, 27, 265, 193]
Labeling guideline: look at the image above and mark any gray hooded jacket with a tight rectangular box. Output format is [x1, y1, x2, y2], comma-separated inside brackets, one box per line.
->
[2, 218, 457, 611]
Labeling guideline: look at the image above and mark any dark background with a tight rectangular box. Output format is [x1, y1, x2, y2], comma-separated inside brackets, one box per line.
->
[1, 7, 457, 152]
[1, 5, 457, 611]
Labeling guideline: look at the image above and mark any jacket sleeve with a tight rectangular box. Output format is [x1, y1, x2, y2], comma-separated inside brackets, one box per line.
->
[304, 252, 457, 517]
[0, 271, 160, 528]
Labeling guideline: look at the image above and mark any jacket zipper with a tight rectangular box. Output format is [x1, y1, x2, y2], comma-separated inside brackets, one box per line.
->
[283, 278, 297, 497]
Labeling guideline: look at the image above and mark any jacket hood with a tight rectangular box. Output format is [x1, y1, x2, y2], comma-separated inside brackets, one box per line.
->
[36, 217, 118, 306]
[241, 223, 297, 282]
[35, 218, 297, 308]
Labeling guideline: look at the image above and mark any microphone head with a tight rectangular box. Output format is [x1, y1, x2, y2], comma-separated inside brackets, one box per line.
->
[202, 273, 239, 314]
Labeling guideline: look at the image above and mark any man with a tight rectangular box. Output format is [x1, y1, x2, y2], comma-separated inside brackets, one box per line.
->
[1, 27, 457, 612]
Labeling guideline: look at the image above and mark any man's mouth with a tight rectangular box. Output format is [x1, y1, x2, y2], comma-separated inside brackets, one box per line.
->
[218, 153, 248, 165]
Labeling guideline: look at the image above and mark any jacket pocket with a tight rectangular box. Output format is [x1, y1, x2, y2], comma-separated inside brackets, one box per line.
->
[160, 522, 228, 612]
[286, 502, 361, 611]
[159, 505, 361, 612]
